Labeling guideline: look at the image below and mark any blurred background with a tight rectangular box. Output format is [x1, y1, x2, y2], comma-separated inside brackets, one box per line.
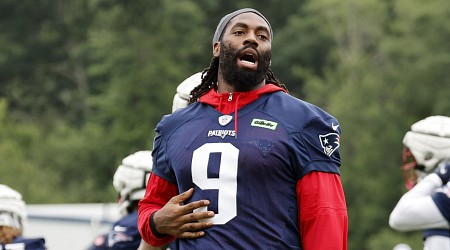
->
[0, 0, 449, 249]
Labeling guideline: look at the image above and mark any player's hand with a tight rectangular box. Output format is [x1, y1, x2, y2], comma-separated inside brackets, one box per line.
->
[434, 161, 450, 185]
[152, 188, 214, 238]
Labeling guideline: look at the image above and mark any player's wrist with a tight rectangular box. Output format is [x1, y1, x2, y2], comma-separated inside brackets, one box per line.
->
[150, 212, 168, 238]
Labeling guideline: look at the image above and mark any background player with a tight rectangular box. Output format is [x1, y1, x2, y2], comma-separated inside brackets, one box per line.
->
[389, 115, 450, 250]
[0, 184, 46, 250]
[138, 73, 202, 250]
[138, 8, 347, 249]
[172, 72, 202, 113]
[88, 151, 153, 250]
[89, 71, 201, 250]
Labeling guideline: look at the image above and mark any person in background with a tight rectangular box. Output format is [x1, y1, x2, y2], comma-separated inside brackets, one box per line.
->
[389, 115, 450, 250]
[89, 72, 202, 250]
[88, 151, 154, 250]
[171, 72, 203, 113]
[0, 184, 46, 250]
[137, 72, 202, 250]
[138, 8, 347, 249]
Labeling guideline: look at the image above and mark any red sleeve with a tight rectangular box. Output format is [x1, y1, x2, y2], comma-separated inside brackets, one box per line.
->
[297, 171, 348, 250]
[138, 174, 178, 246]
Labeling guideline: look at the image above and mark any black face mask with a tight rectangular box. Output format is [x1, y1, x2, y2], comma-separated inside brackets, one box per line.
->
[219, 41, 271, 92]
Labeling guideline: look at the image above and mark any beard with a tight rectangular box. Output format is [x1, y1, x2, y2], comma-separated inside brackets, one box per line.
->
[219, 41, 271, 92]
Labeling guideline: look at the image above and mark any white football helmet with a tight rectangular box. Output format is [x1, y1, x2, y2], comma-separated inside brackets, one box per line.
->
[0, 184, 26, 231]
[172, 72, 203, 112]
[113, 150, 153, 215]
[401, 116, 450, 189]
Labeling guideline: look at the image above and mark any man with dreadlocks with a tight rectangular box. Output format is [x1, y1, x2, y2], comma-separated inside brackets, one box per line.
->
[138, 8, 348, 249]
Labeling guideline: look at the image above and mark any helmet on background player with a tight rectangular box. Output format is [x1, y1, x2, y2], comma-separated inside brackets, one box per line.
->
[0, 184, 26, 232]
[113, 151, 153, 215]
[401, 115, 450, 189]
[172, 72, 203, 113]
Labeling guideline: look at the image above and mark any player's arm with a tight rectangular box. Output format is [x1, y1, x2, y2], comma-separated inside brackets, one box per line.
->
[297, 171, 348, 250]
[138, 174, 178, 246]
[389, 163, 450, 230]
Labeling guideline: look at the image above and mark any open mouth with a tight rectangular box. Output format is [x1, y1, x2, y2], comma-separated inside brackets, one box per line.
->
[237, 49, 258, 69]
[239, 53, 256, 64]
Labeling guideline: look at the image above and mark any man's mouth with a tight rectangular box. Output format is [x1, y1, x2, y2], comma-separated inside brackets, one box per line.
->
[240, 53, 256, 64]
[237, 49, 258, 69]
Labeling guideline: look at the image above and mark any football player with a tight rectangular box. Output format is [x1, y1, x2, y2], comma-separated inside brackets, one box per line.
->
[0, 184, 46, 250]
[389, 115, 450, 250]
[88, 151, 153, 250]
[138, 8, 347, 249]
[89, 72, 201, 250]
[171, 72, 202, 113]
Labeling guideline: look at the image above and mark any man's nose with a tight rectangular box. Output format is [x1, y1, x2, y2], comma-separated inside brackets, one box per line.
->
[243, 33, 258, 47]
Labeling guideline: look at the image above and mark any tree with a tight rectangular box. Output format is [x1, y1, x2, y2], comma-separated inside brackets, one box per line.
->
[297, 0, 450, 248]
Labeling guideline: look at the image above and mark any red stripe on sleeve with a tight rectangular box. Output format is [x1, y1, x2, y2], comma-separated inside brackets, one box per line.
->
[297, 171, 348, 250]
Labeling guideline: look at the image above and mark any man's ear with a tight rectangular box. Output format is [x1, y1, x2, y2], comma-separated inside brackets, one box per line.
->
[213, 42, 220, 57]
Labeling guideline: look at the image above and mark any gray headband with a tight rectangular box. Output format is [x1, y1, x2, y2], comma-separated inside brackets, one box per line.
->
[212, 8, 273, 46]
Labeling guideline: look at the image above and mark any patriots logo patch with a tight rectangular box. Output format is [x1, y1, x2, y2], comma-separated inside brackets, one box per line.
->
[319, 133, 340, 156]
[208, 130, 236, 139]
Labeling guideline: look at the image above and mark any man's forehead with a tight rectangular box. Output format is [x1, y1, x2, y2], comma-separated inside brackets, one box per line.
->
[227, 13, 271, 32]
[212, 8, 273, 45]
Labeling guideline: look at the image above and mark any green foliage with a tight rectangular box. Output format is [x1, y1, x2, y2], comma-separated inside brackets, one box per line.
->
[299, 0, 450, 249]
[0, 0, 449, 248]
[366, 228, 423, 250]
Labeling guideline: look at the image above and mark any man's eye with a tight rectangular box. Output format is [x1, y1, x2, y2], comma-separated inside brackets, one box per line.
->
[258, 35, 268, 40]
[234, 30, 245, 35]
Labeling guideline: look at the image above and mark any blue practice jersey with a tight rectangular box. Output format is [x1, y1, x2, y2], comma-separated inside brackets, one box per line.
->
[88, 210, 141, 250]
[152, 92, 341, 249]
[426, 182, 450, 239]
[1, 237, 46, 250]
[432, 180, 450, 223]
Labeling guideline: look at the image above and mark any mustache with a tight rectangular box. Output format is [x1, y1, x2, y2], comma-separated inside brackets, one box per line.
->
[235, 44, 260, 58]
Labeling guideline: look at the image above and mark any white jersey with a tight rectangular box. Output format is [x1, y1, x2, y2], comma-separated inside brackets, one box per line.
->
[390, 174, 450, 250]
[423, 235, 450, 250]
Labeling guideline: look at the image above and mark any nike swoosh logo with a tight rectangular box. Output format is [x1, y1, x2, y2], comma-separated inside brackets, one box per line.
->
[332, 123, 340, 131]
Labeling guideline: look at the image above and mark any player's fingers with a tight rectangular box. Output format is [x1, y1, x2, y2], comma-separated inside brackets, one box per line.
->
[177, 230, 206, 239]
[179, 210, 215, 224]
[170, 188, 194, 204]
[176, 220, 214, 238]
[181, 200, 210, 214]
[183, 220, 213, 232]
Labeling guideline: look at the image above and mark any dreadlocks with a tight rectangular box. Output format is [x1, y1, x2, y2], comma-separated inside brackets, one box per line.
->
[188, 57, 288, 104]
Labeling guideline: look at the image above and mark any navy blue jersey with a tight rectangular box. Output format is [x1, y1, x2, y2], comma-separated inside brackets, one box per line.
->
[432, 182, 450, 223]
[423, 228, 450, 238]
[152, 92, 341, 249]
[88, 210, 141, 250]
[427, 182, 450, 239]
[1, 237, 46, 250]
